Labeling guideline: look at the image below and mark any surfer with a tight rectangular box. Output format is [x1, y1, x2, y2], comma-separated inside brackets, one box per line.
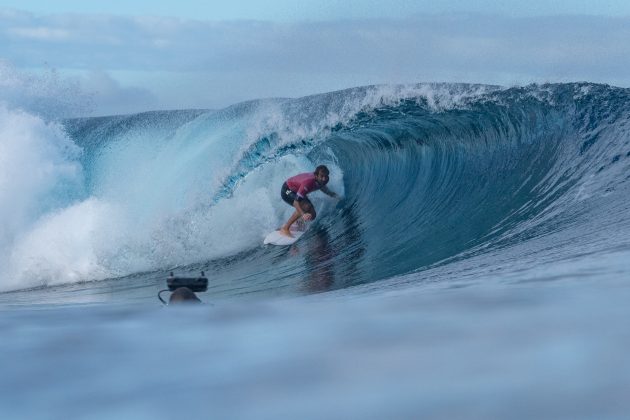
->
[279, 165, 338, 237]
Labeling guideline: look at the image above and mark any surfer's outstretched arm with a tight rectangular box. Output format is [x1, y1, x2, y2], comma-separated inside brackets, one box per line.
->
[320, 185, 338, 198]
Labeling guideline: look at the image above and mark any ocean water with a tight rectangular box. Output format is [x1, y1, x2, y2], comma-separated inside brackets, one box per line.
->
[1, 82, 630, 419]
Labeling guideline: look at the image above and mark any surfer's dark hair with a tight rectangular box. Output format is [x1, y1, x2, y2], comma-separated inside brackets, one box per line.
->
[315, 165, 329, 175]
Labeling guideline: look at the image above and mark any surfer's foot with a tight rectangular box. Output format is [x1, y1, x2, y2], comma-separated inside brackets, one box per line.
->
[279, 226, 293, 237]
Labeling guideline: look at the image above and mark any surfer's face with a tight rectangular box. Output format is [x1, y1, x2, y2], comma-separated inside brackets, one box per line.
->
[316, 171, 329, 185]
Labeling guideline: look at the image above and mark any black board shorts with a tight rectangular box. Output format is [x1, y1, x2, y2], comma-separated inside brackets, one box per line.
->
[281, 182, 298, 206]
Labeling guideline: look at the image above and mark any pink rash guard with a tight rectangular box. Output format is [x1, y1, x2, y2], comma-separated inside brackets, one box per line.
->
[286, 172, 321, 200]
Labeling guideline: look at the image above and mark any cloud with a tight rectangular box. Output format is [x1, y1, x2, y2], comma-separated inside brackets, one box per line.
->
[7, 26, 71, 41]
[1, 10, 629, 114]
[0, 61, 158, 117]
[0, 12, 627, 74]
[79, 71, 158, 116]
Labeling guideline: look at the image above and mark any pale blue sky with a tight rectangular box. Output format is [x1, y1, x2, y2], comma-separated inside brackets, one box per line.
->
[1, 1, 629, 116]
[3, 0, 630, 20]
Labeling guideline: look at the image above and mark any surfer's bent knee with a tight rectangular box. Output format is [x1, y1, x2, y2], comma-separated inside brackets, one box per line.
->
[300, 200, 316, 219]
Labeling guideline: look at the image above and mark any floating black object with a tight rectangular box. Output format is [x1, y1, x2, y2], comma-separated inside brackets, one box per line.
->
[158, 271, 208, 304]
[167, 271, 208, 292]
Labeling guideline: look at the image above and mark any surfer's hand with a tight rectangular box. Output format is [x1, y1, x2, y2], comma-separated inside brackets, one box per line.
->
[302, 213, 313, 221]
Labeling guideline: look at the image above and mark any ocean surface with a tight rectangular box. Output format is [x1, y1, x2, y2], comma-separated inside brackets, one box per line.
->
[1, 83, 630, 419]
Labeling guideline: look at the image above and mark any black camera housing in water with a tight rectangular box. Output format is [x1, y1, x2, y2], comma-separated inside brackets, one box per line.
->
[167, 272, 208, 292]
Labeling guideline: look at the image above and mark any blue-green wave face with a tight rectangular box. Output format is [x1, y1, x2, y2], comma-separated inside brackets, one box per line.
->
[2, 83, 630, 293]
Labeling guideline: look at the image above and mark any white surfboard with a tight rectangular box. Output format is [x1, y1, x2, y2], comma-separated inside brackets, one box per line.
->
[264, 222, 310, 246]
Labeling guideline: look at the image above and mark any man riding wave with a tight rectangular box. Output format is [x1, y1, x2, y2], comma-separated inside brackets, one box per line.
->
[279, 165, 338, 237]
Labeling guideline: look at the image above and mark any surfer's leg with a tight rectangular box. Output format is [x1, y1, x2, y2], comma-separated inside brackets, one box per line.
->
[308, 205, 316, 220]
[280, 183, 300, 236]
[301, 199, 316, 220]
[280, 210, 301, 237]
[280, 200, 314, 236]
